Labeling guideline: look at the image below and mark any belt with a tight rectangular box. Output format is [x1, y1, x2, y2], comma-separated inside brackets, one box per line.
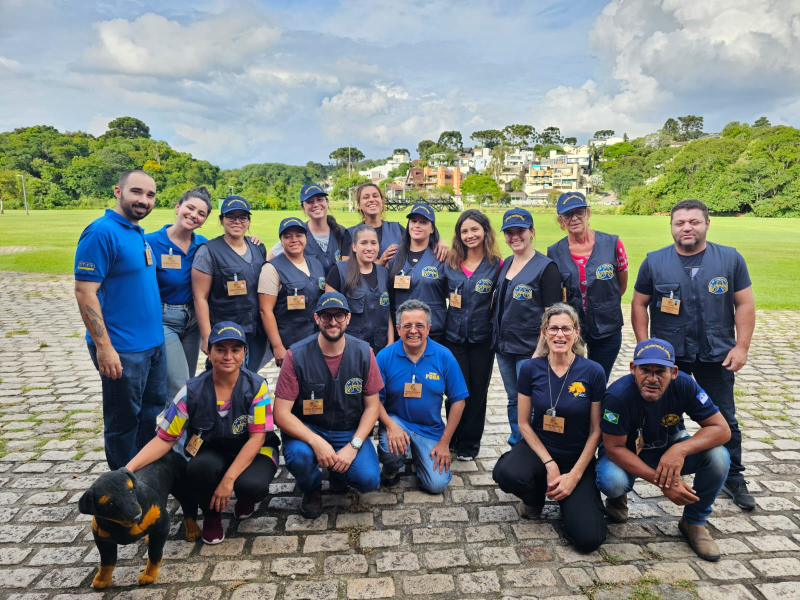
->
[162, 302, 193, 310]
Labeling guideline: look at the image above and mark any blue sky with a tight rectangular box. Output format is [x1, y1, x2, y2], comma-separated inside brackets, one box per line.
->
[2, 0, 798, 169]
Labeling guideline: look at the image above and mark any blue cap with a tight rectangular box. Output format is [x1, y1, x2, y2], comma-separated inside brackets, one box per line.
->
[278, 217, 307, 236]
[633, 338, 676, 367]
[208, 321, 247, 346]
[316, 292, 350, 313]
[407, 203, 435, 223]
[500, 208, 533, 230]
[220, 196, 251, 214]
[556, 192, 590, 215]
[300, 184, 328, 203]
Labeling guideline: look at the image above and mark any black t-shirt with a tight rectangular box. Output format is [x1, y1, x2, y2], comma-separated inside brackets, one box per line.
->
[407, 249, 425, 268]
[325, 263, 378, 291]
[635, 249, 751, 294]
[516, 355, 606, 458]
[600, 372, 719, 452]
[496, 261, 562, 334]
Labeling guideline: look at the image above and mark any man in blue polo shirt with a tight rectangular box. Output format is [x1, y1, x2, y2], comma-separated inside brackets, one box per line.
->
[74, 170, 166, 470]
[596, 338, 731, 562]
[376, 299, 468, 493]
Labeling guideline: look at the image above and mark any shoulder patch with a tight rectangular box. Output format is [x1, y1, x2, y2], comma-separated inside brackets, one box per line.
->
[697, 391, 709, 404]
[603, 409, 620, 424]
[77, 261, 96, 272]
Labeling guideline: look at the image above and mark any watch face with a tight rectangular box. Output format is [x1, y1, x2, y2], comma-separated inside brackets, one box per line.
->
[351, 437, 363, 449]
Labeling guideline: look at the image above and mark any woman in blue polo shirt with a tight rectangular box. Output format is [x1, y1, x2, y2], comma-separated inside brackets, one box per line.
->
[146, 187, 211, 401]
[387, 203, 449, 344]
[493, 303, 607, 553]
[493, 208, 561, 445]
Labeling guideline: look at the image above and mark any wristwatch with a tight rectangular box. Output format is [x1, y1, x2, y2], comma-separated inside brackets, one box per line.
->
[350, 437, 363, 451]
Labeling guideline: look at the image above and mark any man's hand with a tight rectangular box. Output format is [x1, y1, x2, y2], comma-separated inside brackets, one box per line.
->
[273, 345, 287, 367]
[722, 345, 748, 372]
[546, 470, 578, 501]
[430, 439, 451, 474]
[311, 437, 338, 468]
[201, 337, 209, 356]
[210, 478, 234, 512]
[654, 445, 686, 488]
[96, 345, 123, 379]
[386, 423, 410, 455]
[332, 444, 357, 473]
[662, 478, 699, 505]
[247, 235, 264, 246]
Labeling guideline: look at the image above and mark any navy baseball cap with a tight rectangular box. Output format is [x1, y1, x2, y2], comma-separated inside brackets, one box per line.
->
[556, 192, 590, 215]
[300, 184, 328, 203]
[407, 203, 435, 223]
[316, 292, 350, 314]
[633, 338, 676, 367]
[501, 208, 533, 231]
[278, 217, 307, 236]
[220, 196, 251, 214]
[208, 321, 247, 346]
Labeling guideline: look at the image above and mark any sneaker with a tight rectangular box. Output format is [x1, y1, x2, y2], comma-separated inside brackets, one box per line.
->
[233, 500, 255, 520]
[381, 468, 401, 487]
[201, 511, 224, 545]
[329, 476, 349, 494]
[721, 480, 755, 511]
[679, 518, 720, 562]
[300, 488, 323, 520]
[518, 500, 543, 519]
[604, 495, 629, 523]
[456, 454, 474, 462]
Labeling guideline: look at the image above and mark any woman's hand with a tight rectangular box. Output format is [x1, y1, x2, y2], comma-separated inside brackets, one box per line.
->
[435, 238, 449, 262]
[247, 235, 264, 246]
[546, 470, 579, 501]
[376, 244, 398, 266]
[273, 345, 286, 367]
[201, 337, 209, 356]
[544, 461, 561, 498]
[210, 478, 234, 512]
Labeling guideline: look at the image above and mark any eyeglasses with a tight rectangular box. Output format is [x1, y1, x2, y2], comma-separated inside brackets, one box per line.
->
[304, 196, 328, 205]
[318, 312, 347, 323]
[401, 323, 428, 331]
[224, 214, 251, 223]
[546, 325, 575, 335]
[562, 209, 586, 221]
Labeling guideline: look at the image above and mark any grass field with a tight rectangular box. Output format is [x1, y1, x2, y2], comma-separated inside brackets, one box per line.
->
[0, 209, 797, 309]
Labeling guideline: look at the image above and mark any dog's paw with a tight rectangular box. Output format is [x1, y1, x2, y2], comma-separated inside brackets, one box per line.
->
[137, 559, 161, 585]
[184, 517, 201, 542]
[92, 566, 114, 589]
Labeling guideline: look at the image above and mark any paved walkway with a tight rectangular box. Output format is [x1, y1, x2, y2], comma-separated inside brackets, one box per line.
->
[1, 272, 799, 600]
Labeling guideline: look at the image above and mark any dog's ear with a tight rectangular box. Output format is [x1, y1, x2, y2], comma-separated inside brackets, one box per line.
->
[119, 467, 137, 490]
[78, 488, 96, 515]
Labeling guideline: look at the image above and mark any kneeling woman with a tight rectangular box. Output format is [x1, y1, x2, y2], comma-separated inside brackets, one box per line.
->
[126, 322, 280, 545]
[492, 304, 607, 553]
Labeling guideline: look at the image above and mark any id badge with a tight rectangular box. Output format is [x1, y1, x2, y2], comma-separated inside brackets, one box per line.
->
[635, 429, 644, 455]
[144, 247, 153, 266]
[403, 382, 422, 398]
[449, 293, 462, 308]
[287, 295, 306, 310]
[303, 399, 323, 415]
[161, 254, 182, 269]
[227, 280, 247, 296]
[561, 287, 567, 302]
[661, 297, 680, 315]
[185, 434, 203, 457]
[542, 415, 565, 434]
[394, 275, 411, 289]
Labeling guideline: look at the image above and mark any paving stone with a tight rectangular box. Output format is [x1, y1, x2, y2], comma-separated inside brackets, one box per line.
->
[403, 490, 443, 503]
[465, 524, 505, 542]
[381, 508, 420, 525]
[696, 584, 757, 600]
[522, 546, 554, 562]
[755, 497, 799, 511]
[360, 529, 400, 548]
[209, 560, 261, 580]
[0, 492, 23, 505]
[228, 583, 278, 600]
[555, 546, 603, 564]
[251, 535, 299, 555]
[285, 514, 329, 531]
[695, 559, 755, 580]
[359, 492, 397, 505]
[458, 570, 501, 594]
[430, 507, 469, 522]
[452, 489, 490, 503]
[643, 561, 699, 582]
[199, 537, 245, 556]
[708, 517, 758, 533]
[236, 516, 277, 533]
[0, 547, 33, 565]
[425, 548, 469, 568]
[746, 534, 800, 552]
[559, 567, 594, 588]
[512, 522, 560, 540]
[0, 568, 42, 588]
[376, 551, 420, 572]
[411, 526, 457, 544]
[0, 525, 35, 543]
[156, 562, 207, 584]
[174, 586, 221, 600]
[717, 538, 753, 555]
[756, 582, 800, 600]
[478, 505, 520, 522]
[403, 573, 455, 595]
[594, 565, 642, 583]
[503, 567, 559, 587]
[750, 557, 800, 576]
[324, 553, 368, 574]
[29, 526, 84, 544]
[25, 491, 69, 505]
[34, 567, 93, 588]
[283, 580, 339, 600]
[752, 515, 799, 530]
[346, 577, 394, 599]
[270, 556, 316, 575]
[601, 543, 646, 561]
[303, 533, 349, 552]
[645, 541, 694, 558]
[335, 512, 374, 528]
[29, 547, 86, 565]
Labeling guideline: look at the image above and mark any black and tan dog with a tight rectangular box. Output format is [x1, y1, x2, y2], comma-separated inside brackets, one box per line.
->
[79, 451, 200, 589]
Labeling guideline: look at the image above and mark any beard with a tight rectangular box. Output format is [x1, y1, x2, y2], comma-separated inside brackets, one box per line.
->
[320, 325, 346, 342]
[119, 192, 154, 222]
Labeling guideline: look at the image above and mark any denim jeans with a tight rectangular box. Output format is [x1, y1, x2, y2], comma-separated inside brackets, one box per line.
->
[245, 331, 269, 373]
[282, 424, 381, 494]
[595, 431, 730, 525]
[378, 414, 452, 494]
[585, 330, 622, 382]
[162, 303, 201, 401]
[88, 342, 167, 470]
[496, 352, 529, 446]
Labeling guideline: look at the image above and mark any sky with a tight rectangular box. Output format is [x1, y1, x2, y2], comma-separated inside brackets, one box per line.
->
[2, 0, 799, 169]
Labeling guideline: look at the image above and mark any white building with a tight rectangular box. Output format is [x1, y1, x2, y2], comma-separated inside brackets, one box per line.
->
[358, 152, 411, 179]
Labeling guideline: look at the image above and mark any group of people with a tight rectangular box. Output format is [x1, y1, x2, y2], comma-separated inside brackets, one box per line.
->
[74, 170, 755, 562]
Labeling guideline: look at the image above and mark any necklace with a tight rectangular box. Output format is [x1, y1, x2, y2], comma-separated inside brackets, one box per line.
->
[546, 355, 575, 418]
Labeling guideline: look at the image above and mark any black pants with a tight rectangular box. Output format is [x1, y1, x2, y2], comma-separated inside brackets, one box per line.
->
[585, 330, 622, 382]
[429, 333, 446, 345]
[186, 446, 277, 513]
[677, 360, 742, 482]
[493, 442, 606, 553]
[444, 339, 494, 458]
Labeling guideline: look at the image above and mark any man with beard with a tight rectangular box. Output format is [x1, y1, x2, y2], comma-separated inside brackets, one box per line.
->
[631, 199, 756, 510]
[596, 339, 731, 562]
[74, 170, 166, 470]
[274, 292, 382, 519]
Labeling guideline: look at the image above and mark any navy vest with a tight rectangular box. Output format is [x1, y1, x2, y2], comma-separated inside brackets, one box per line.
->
[304, 221, 342, 274]
[333, 262, 391, 354]
[646, 242, 738, 362]
[203, 237, 266, 335]
[270, 253, 326, 351]
[444, 257, 498, 344]
[390, 247, 448, 337]
[547, 231, 623, 339]
[184, 368, 280, 456]
[348, 221, 404, 257]
[290, 333, 372, 431]
[492, 252, 553, 355]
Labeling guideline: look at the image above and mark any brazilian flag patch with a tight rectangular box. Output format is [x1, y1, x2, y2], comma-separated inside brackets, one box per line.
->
[603, 409, 620, 424]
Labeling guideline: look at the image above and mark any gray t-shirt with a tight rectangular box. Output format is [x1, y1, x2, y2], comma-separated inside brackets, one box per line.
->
[193, 243, 253, 275]
[271, 231, 329, 257]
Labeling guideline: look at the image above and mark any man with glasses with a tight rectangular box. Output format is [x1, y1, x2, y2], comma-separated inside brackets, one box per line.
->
[376, 299, 468, 493]
[273, 292, 382, 519]
[596, 338, 731, 561]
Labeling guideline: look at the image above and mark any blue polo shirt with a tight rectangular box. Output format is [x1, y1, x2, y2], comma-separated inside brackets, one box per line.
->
[145, 225, 208, 305]
[376, 338, 468, 440]
[74, 209, 163, 353]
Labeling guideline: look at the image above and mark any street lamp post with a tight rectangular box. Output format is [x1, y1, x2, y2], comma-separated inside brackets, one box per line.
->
[16, 174, 28, 215]
[229, 185, 234, 196]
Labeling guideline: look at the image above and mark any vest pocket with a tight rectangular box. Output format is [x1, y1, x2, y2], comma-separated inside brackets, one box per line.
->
[704, 324, 736, 360]
[221, 266, 244, 280]
[653, 283, 680, 310]
[348, 291, 367, 314]
[591, 304, 624, 337]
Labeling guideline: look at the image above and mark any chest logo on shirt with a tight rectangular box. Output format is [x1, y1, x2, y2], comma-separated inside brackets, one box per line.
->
[603, 409, 619, 424]
[568, 381, 586, 397]
[475, 279, 493, 293]
[232, 415, 248, 435]
[344, 378, 363, 394]
[512, 284, 532, 300]
[661, 414, 680, 427]
[596, 264, 615, 280]
[335, 250, 341, 262]
[421, 266, 439, 279]
[318, 277, 326, 290]
[425, 372, 440, 380]
[708, 277, 728, 294]
[77, 261, 96, 272]
[380, 292, 389, 306]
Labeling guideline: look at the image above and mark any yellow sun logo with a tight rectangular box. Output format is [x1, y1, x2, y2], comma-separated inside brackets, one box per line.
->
[569, 382, 586, 396]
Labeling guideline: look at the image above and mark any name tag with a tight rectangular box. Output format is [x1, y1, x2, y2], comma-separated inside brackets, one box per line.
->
[661, 297, 680, 315]
[144, 247, 153, 266]
[161, 254, 182, 269]
[561, 287, 567, 302]
[185, 434, 203, 457]
[394, 275, 411, 289]
[403, 382, 422, 398]
[287, 295, 306, 310]
[542, 415, 565, 434]
[303, 399, 323, 415]
[449, 293, 462, 308]
[227, 280, 247, 296]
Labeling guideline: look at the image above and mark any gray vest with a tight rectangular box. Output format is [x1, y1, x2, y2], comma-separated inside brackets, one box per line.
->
[270, 253, 326, 351]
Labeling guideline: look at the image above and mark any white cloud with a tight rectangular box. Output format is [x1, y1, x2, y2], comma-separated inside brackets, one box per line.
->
[0, 56, 20, 71]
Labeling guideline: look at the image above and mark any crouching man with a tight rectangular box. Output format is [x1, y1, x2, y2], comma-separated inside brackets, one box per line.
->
[596, 338, 731, 561]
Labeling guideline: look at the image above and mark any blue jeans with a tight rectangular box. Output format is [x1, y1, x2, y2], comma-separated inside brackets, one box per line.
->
[162, 303, 201, 401]
[595, 431, 730, 525]
[245, 331, 268, 373]
[378, 415, 452, 494]
[282, 424, 380, 494]
[88, 342, 167, 470]
[496, 352, 528, 446]
[585, 330, 622, 382]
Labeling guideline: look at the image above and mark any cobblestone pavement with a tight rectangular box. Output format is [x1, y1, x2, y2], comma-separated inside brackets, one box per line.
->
[1, 271, 800, 600]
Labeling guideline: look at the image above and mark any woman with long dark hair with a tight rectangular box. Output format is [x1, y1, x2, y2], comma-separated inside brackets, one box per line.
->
[443, 209, 503, 460]
[325, 223, 393, 354]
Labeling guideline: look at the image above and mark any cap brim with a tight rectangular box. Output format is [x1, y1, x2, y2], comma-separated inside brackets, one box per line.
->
[632, 358, 674, 367]
[209, 336, 247, 346]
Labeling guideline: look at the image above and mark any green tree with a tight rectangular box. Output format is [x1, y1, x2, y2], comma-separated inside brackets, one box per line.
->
[331, 171, 370, 201]
[502, 124, 536, 146]
[470, 129, 505, 149]
[102, 117, 151, 140]
[662, 118, 680, 138]
[392, 148, 410, 155]
[539, 126, 564, 145]
[602, 142, 636, 161]
[753, 116, 771, 128]
[509, 177, 524, 192]
[677, 115, 704, 140]
[607, 168, 644, 196]
[593, 129, 615, 139]
[387, 162, 411, 178]
[437, 131, 463, 150]
[460, 173, 501, 201]
[417, 140, 436, 157]
[329, 147, 365, 168]
[546, 191, 560, 206]
[563, 137, 578, 146]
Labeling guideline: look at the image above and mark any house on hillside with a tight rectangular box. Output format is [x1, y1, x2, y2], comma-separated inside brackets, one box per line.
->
[358, 152, 411, 179]
[404, 166, 464, 195]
